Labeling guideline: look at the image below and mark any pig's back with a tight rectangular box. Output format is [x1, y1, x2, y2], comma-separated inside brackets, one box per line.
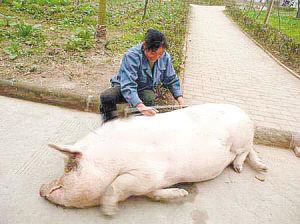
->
[94, 103, 253, 151]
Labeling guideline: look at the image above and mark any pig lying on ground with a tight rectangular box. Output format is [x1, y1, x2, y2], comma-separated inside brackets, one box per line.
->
[40, 103, 267, 216]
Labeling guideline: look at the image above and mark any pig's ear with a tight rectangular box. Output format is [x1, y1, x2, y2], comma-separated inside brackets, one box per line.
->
[48, 143, 82, 158]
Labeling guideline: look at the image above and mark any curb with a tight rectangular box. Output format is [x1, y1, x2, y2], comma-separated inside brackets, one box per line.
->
[254, 126, 300, 157]
[0, 79, 100, 113]
[0, 78, 299, 156]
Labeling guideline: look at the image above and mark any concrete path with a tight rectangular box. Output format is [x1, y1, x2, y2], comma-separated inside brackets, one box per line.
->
[0, 97, 300, 224]
[1, 96, 300, 224]
[183, 5, 300, 133]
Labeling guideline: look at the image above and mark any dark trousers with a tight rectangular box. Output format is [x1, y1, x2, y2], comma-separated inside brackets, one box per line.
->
[99, 86, 155, 122]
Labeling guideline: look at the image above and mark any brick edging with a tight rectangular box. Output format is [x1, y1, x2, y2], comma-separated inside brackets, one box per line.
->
[0, 79, 100, 113]
[254, 126, 300, 157]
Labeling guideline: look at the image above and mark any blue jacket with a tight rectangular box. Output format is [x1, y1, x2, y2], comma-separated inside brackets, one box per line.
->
[111, 43, 183, 107]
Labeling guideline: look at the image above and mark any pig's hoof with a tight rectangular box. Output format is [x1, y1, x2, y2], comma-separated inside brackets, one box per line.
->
[102, 204, 118, 216]
[166, 188, 188, 199]
[254, 162, 268, 172]
[233, 164, 243, 173]
[147, 188, 189, 201]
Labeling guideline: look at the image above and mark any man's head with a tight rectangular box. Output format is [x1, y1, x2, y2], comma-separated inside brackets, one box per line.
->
[143, 29, 168, 63]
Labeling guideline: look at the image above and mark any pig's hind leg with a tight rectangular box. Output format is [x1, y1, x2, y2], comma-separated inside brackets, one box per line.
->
[247, 149, 268, 171]
[233, 148, 268, 173]
[232, 139, 257, 173]
[146, 188, 188, 201]
[233, 151, 249, 173]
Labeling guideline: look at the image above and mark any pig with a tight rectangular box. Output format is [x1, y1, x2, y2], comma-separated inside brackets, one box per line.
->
[40, 103, 267, 216]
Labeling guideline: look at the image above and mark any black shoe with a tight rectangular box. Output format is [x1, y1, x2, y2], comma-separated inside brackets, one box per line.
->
[101, 111, 118, 124]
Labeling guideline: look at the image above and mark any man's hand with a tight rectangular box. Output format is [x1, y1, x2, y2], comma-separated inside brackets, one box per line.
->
[176, 96, 185, 108]
[136, 103, 159, 116]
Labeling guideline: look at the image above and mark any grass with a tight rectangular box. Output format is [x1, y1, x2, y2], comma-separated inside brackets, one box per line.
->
[243, 7, 300, 43]
[0, 0, 189, 74]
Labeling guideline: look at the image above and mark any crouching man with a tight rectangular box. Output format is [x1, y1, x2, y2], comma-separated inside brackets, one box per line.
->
[99, 29, 185, 123]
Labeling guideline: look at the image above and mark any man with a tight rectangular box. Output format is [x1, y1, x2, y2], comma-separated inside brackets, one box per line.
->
[100, 29, 184, 123]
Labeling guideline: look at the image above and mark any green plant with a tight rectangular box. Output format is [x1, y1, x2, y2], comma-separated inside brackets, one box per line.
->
[78, 3, 95, 16]
[75, 27, 94, 40]
[0, 28, 12, 40]
[0, 14, 14, 27]
[65, 27, 95, 51]
[14, 22, 44, 45]
[15, 22, 34, 37]
[4, 42, 23, 59]
[11, 1, 24, 10]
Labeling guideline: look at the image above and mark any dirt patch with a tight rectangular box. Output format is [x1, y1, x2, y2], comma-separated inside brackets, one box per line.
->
[0, 42, 121, 97]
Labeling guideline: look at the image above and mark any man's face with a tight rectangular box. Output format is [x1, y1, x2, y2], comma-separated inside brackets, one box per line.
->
[144, 46, 165, 63]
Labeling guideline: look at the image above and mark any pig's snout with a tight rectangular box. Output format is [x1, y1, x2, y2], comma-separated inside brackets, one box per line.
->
[39, 178, 63, 198]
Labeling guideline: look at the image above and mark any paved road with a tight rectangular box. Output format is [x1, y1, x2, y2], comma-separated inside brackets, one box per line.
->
[1, 96, 299, 224]
[183, 5, 300, 132]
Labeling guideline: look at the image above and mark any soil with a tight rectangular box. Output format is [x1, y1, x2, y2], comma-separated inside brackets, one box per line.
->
[0, 42, 121, 97]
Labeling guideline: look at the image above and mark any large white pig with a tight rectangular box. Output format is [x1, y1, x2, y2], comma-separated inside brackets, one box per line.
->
[40, 103, 267, 216]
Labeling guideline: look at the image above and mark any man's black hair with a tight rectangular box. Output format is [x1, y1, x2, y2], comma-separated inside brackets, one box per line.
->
[144, 29, 168, 51]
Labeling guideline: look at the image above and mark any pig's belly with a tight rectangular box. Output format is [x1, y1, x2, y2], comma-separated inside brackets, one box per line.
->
[163, 149, 236, 184]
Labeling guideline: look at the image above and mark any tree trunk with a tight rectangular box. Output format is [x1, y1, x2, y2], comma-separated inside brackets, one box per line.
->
[96, 0, 107, 39]
[143, 0, 149, 20]
[297, 0, 300, 18]
[264, 0, 274, 24]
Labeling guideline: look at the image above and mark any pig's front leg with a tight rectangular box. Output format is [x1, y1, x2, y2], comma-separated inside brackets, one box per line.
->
[101, 173, 154, 216]
[146, 188, 188, 201]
